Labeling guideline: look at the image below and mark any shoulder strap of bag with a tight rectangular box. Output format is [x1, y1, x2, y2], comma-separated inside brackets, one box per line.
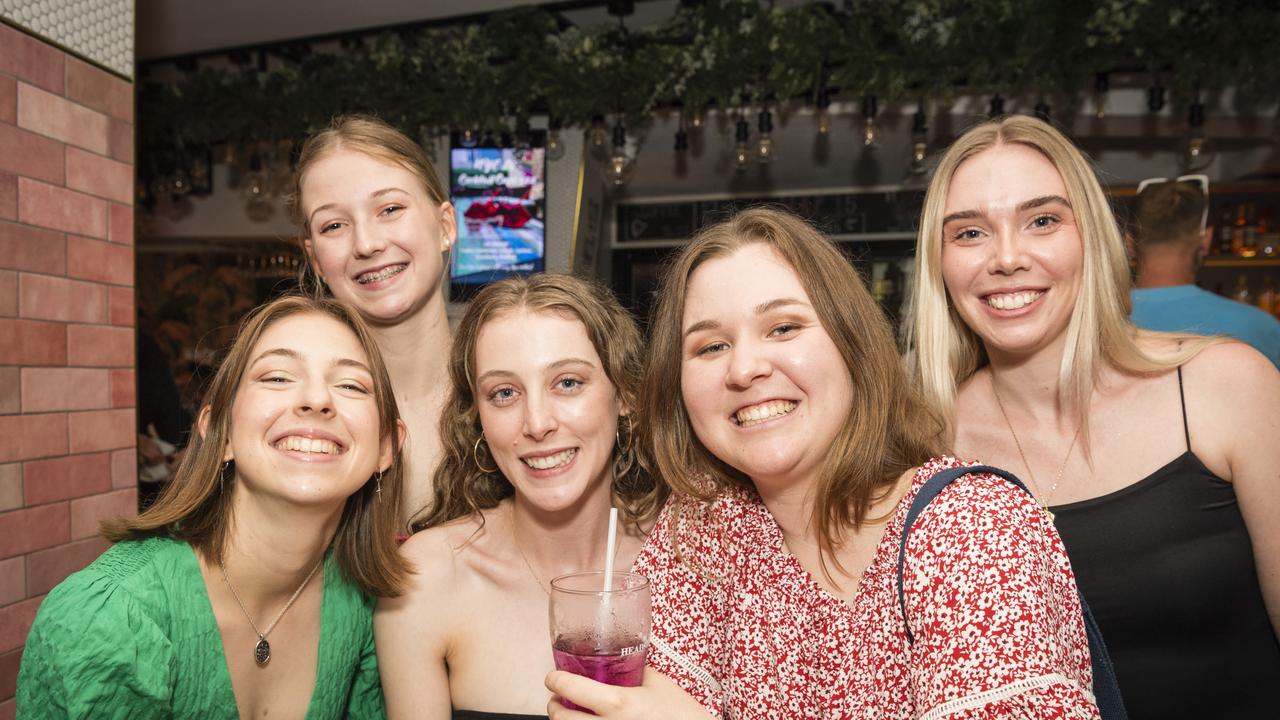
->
[895, 463, 1128, 719]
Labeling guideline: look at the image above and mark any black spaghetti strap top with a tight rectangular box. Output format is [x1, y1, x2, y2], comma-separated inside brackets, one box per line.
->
[453, 707, 547, 712]
[1051, 367, 1280, 719]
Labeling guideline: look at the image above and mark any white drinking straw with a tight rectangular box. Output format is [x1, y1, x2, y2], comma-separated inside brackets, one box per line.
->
[603, 506, 619, 591]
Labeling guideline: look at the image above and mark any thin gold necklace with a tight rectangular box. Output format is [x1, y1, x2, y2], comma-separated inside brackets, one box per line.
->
[219, 555, 324, 667]
[990, 378, 1081, 523]
[510, 517, 623, 597]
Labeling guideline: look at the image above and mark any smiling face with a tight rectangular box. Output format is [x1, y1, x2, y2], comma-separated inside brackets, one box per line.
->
[680, 243, 853, 494]
[300, 148, 456, 325]
[224, 312, 393, 507]
[472, 309, 624, 514]
[939, 143, 1084, 360]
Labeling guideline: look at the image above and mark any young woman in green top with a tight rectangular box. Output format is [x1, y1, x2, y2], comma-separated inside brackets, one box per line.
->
[18, 295, 410, 718]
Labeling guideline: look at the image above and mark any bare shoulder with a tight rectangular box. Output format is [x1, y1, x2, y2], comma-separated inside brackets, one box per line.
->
[397, 512, 492, 596]
[1183, 340, 1280, 404]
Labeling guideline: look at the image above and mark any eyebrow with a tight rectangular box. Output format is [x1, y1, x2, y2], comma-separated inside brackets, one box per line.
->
[683, 297, 809, 338]
[942, 195, 1072, 226]
[250, 347, 372, 375]
[307, 187, 411, 227]
[474, 357, 598, 385]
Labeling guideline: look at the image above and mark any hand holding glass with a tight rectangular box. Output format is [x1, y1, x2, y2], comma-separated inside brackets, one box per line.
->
[549, 571, 650, 712]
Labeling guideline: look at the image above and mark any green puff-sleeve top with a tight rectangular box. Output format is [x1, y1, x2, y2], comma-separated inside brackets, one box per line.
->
[17, 536, 385, 719]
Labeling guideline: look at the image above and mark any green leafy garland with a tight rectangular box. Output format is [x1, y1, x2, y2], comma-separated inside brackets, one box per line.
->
[139, 0, 1279, 159]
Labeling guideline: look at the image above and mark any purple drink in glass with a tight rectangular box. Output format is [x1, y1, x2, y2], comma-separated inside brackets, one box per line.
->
[549, 571, 651, 714]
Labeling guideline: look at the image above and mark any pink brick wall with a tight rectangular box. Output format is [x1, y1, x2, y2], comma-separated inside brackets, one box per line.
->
[0, 25, 134, 716]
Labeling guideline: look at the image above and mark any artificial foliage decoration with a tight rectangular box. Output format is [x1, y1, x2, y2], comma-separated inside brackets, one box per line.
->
[138, 0, 1279, 175]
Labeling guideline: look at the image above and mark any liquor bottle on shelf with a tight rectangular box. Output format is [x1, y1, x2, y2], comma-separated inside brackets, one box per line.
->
[1240, 203, 1258, 258]
[1258, 209, 1275, 257]
[1232, 204, 1247, 256]
[1257, 276, 1276, 315]
[1216, 208, 1234, 256]
[1231, 274, 1251, 305]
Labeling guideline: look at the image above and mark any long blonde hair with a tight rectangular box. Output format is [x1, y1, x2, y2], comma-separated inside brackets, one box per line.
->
[104, 295, 410, 597]
[905, 116, 1213, 440]
[411, 274, 662, 532]
[645, 207, 944, 571]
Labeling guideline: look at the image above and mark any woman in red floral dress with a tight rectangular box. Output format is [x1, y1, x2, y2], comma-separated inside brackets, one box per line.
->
[547, 207, 1100, 719]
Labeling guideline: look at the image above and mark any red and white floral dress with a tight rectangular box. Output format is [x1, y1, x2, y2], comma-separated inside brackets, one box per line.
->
[634, 456, 1100, 719]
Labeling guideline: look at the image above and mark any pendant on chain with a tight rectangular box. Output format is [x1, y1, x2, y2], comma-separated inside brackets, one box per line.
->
[254, 637, 271, 666]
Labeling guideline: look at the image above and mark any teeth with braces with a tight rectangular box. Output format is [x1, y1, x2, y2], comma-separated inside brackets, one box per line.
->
[735, 400, 798, 427]
[357, 264, 406, 284]
[522, 448, 577, 470]
[985, 291, 1043, 310]
[274, 436, 341, 455]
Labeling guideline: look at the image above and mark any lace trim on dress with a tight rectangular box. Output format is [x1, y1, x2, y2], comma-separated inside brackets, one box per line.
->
[651, 635, 723, 693]
[918, 673, 1095, 720]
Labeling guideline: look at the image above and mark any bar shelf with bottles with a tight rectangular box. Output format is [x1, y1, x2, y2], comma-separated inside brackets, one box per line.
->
[1202, 185, 1279, 319]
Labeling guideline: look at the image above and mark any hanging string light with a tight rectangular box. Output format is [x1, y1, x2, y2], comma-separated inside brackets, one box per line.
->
[988, 94, 1005, 119]
[1034, 99, 1051, 123]
[755, 105, 774, 163]
[733, 113, 751, 171]
[607, 120, 633, 187]
[908, 103, 929, 176]
[1183, 100, 1212, 171]
[1147, 79, 1166, 113]
[545, 117, 565, 161]
[861, 95, 878, 148]
[588, 114, 608, 155]
[1093, 73, 1109, 118]
[815, 87, 831, 135]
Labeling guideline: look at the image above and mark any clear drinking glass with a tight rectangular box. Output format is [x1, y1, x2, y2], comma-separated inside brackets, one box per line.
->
[549, 571, 651, 710]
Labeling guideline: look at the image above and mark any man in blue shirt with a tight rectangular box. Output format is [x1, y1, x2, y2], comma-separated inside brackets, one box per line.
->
[1128, 179, 1280, 368]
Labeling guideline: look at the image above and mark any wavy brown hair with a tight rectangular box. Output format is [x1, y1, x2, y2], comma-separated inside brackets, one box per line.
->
[412, 274, 660, 532]
[104, 295, 411, 597]
[644, 206, 944, 571]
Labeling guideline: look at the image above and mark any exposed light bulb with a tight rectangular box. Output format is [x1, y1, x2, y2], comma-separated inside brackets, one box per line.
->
[589, 115, 608, 152]
[241, 152, 269, 200]
[908, 105, 929, 176]
[169, 167, 192, 197]
[545, 130, 565, 161]
[460, 128, 478, 149]
[755, 109, 774, 164]
[607, 122, 633, 187]
[861, 95, 878, 148]
[1183, 102, 1212, 171]
[1093, 73, 1109, 119]
[690, 109, 704, 129]
[733, 116, 750, 171]
[816, 88, 831, 135]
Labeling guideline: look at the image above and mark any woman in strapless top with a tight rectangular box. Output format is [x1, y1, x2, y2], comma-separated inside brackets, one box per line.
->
[376, 274, 663, 719]
[905, 115, 1280, 719]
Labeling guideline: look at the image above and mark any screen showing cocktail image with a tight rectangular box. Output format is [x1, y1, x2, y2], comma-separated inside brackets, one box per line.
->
[549, 571, 650, 713]
[449, 145, 546, 288]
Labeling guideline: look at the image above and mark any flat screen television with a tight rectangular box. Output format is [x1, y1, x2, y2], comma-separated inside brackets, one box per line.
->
[449, 139, 546, 299]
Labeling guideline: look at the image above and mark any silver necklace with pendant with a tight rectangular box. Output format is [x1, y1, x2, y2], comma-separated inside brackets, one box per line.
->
[218, 556, 323, 667]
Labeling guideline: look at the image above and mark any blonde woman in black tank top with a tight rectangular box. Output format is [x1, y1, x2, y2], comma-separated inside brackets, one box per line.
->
[905, 116, 1280, 718]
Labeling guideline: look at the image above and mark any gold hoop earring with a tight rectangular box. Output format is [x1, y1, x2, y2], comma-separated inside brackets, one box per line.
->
[615, 415, 634, 456]
[472, 436, 498, 474]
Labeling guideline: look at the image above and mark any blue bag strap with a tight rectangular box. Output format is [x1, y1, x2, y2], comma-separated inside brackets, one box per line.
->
[895, 463, 1128, 719]
[896, 464, 1027, 643]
